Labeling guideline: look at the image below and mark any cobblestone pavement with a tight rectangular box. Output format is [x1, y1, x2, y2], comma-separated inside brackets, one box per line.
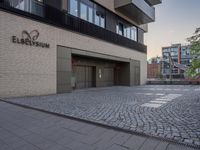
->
[5, 85, 200, 148]
[0, 102, 197, 150]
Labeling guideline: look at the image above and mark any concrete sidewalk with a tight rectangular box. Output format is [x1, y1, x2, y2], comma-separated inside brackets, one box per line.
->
[0, 101, 197, 150]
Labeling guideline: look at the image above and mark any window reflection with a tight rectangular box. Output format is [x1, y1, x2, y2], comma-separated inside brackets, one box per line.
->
[95, 11, 100, 26]
[8, 0, 44, 17]
[100, 16, 105, 28]
[69, 0, 78, 17]
[116, 22, 137, 41]
[88, 7, 93, 23]
[69, 0, 105, 28]
[80, 2, 87, 20]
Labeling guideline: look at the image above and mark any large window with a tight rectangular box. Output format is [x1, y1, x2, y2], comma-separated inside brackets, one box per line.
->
[88, 6, 93, 23]
[8, 0, 44, 17]
[131, 27, 137, 41]
[116, 22, 137, 41]
[117, 23, 124, 36]
[69, 0, 78, 17]
[69, 0, 105, 28]
[80, 2, 87, 20]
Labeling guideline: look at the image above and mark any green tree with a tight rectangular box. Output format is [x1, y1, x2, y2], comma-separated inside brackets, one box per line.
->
[186, 28, 200, 78]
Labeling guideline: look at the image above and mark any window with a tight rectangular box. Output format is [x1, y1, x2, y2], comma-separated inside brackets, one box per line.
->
[116, 22, 137, 41]
[69, 0, 78, 17]
[131, 27, 137, 41]
[94, 10, 105, 28]
[88, 6, 93, 23]
[117, 23, 124, 36]
[14, 0, 26, 10]
[69, 0, 105, 28]
[94, 11, 100, 26]
[9, 0, 44, 17]
[100, 16, 105, 28]
[80, 2, 87, 20]
[31, 0, 44, 17]
[126, 27, 131, 39]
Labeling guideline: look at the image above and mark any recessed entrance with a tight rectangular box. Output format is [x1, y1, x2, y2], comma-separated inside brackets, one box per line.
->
[73, 65, 96, 89]
[56, 46, 141, 93]
[72, 55, 116, 89]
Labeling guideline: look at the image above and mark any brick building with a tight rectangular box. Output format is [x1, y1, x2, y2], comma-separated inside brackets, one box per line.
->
[147, 57, 161, 79]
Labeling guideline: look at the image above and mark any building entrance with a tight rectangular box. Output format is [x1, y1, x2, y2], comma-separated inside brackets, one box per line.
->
[73, 65, 96, 89]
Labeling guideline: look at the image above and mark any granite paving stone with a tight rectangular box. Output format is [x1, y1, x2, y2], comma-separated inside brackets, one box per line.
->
[3, 85, 200, 148]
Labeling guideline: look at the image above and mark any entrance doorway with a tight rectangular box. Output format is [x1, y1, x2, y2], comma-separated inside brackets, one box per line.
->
[103, 67, 114, 86]
[73, 65, 96, 89]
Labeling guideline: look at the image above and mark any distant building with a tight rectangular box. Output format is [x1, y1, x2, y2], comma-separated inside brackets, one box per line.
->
[161, 44, 192, 78]
[147, 57, 161, 79]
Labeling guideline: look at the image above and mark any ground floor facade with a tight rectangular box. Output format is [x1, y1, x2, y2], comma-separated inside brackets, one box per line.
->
[0, 11, 147, 98]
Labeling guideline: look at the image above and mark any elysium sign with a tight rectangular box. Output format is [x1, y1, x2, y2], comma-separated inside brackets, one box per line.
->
[11, 30, 50, 48]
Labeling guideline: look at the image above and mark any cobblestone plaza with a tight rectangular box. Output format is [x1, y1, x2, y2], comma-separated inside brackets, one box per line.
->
[6, 85, 200, 148]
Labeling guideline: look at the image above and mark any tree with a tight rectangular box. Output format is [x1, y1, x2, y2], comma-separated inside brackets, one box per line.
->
[186, 28, 200, 78]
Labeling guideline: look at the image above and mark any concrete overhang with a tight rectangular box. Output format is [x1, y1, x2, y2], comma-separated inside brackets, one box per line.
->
[147, 0, 162, 6]
[114, 0, 155, 25]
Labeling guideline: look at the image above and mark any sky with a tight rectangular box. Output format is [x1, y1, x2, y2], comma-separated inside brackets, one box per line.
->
[145, 0, 200, 59]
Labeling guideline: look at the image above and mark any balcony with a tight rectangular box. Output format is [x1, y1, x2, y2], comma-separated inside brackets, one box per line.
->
[114, 0, 155, 25]
[0, 0, 147, 53]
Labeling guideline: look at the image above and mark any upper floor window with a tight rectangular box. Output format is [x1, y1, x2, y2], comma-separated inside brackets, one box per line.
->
[116, 22, 137, 41]
[94, 11, 105, 28]
[69, 0, 78, 17]
[80, 2, 87, 20]
[8, 0, 44, 17]
[69, 0, 105, 28]
[117, 22, 124, 36]
[130, 27, 137, 41]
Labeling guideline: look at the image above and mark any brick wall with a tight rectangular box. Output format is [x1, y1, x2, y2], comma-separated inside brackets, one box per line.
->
[0, 11, 147, 98]
[147, 63, 161, 79]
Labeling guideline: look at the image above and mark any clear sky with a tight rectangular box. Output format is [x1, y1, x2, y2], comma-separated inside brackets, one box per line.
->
[145, 0, 200, 59]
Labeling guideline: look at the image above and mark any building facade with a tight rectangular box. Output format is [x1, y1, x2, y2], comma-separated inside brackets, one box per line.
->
[0, 0, 161, 98]
[147, 57, 161, 79]
[162, 44, 191, 78]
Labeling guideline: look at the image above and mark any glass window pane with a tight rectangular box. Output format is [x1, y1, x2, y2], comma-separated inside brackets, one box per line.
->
[100, 16, 105, 28]
[116, 24, 119, 34]
[95, 11, 100, 26]
[10, 0, 44, 17]
[88, 7, 93, 23]
[70, 0, 78, 17]
[80, 2, 87, 20]
[16, 1, 25, 10]
[118, 23, 124, 36]
[124, 27, 127, 37]
[131, 27, 137, 41]
[127, 27, 131, 39]
[31, 0, 44, 17]
[11, 0, 27, 11]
